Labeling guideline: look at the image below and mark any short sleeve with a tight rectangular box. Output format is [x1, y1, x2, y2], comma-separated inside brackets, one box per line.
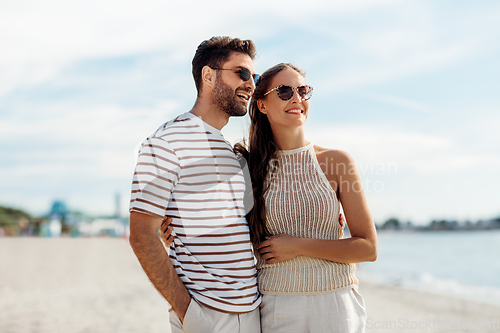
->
[129, 135, 180, 218]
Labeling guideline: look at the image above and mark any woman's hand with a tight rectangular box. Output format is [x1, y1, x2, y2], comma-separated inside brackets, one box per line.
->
[159, 217, 174, 247]
[257, 234, 301, 264]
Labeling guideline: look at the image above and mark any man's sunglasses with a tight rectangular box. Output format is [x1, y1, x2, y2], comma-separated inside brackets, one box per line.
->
[211, 67, 260, 85]
[264, 85, 313, 101]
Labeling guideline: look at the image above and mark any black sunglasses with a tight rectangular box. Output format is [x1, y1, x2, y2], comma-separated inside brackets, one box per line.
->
[211, 67, 260, 85]
[264, 85, 313, 101]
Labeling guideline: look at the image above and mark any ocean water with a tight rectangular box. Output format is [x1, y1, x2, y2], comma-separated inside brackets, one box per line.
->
[357, 230, 500, 305]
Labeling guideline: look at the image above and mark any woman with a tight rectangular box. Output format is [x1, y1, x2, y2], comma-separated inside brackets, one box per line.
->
[163, 63, 377, 332]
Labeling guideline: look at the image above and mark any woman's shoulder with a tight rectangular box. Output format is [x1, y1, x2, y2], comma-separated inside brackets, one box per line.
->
[313, 144, 355, 164]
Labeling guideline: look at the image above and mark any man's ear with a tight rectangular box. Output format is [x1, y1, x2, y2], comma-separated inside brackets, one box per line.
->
[257, 100, 267, 114]
[201, 66, 215, 88]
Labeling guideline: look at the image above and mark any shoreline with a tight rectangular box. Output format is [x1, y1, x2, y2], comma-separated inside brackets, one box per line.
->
[1, 237, 499, 333]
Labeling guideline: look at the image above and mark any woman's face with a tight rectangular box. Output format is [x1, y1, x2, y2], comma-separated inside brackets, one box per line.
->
[258, 68, 310, 130]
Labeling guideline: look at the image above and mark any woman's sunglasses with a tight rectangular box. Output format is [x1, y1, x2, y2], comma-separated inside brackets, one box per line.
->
[263, 85, 313, 101]
[211, 67, 260, 85]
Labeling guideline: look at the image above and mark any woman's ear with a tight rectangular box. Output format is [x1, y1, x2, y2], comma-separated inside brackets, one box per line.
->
[257, 100, 267, 114]
[201, 66, 215, 88]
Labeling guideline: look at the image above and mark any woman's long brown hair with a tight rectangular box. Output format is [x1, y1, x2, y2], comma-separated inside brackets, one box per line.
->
[234, 63, 305, 246]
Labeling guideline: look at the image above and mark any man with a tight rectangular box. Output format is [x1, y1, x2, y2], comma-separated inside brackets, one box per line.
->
[129, 36, 261, 333]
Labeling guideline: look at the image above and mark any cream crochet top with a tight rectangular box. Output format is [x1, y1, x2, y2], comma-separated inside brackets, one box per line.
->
[256, 143, 358, 295]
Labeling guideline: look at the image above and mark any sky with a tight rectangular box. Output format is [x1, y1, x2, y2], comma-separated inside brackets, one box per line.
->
[1, 0, 499, 225]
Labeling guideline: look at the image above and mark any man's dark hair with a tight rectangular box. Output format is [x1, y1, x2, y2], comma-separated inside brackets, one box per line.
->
[192, 36, 256, 95]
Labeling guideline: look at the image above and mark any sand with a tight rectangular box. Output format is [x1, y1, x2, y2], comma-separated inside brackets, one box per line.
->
[359, 282, 500, 332]
[1, 238, 499, 333]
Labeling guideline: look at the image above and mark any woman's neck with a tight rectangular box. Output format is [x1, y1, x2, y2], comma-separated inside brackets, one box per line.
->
[272, 126, 308, 151]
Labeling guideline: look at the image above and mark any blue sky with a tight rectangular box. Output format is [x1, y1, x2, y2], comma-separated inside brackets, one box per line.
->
[1, 0, 499, 225]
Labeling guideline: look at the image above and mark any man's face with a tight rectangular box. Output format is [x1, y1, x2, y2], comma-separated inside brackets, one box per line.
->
[211, 52, 256, 117]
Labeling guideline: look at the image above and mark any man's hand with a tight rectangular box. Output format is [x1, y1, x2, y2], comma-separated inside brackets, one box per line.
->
[160, 217, 174, 248]
[257, 234, 300, 264]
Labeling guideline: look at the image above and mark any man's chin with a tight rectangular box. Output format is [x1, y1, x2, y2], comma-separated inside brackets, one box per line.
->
[232, 110, 248, 117]
[225, 107, 248, 117]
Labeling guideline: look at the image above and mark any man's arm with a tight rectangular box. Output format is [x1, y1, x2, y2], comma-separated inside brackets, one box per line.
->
[129, 211, 191, 322]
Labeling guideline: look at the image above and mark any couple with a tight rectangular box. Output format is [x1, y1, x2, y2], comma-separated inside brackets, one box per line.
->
[129, 36, 377, 333]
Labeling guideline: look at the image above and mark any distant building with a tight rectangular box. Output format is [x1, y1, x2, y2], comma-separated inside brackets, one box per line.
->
[115, 193, 121, 219]
[49, 200, 68, 219]
[77, 218, 127, 237]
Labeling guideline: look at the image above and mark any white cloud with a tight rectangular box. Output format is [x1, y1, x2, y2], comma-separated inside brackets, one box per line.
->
[303, 1, 500, 92]
[0, 0, 408, 98]
[453, 104, 500, 146]
[0, 101, 177, 145]
[321, 40, 474, 92]
[305, 123, 500, 176]
[0, 101, 179, 185]
[253, 0, 402, 18]
[362, 92, 433, 113]
[0, 1, 220, 96]
[307, 123, 451, 156]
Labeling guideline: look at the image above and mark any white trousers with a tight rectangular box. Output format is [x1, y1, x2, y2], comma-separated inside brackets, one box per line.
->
[260, 288, 366, 333]
[169, 298, 261, 333]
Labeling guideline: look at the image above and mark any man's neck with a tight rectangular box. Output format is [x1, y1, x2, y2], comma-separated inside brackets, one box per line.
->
[189, 100, 230, 130]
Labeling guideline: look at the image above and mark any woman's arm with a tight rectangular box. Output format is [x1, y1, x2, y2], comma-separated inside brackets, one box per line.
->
[258, 149, 378, 264]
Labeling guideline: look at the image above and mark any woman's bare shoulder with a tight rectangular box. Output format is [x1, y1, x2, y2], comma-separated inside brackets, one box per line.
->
[313, 144, 354, 164]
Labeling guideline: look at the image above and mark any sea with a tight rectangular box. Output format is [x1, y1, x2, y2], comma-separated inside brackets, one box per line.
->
[356, 229, 500, 306]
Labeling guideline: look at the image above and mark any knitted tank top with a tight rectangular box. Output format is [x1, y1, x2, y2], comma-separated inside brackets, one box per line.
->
[256, 143, 358, 295]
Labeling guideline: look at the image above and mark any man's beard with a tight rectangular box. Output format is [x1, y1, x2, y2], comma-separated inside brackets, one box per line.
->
[211, 76, 247, 117]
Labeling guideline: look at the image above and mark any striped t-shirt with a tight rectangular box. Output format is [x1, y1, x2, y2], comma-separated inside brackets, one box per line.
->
[129, 111, 261, 313]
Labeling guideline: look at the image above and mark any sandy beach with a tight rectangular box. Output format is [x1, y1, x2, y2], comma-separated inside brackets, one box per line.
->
[1, 238, 499, 333]
[359, 281, 500, 332]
